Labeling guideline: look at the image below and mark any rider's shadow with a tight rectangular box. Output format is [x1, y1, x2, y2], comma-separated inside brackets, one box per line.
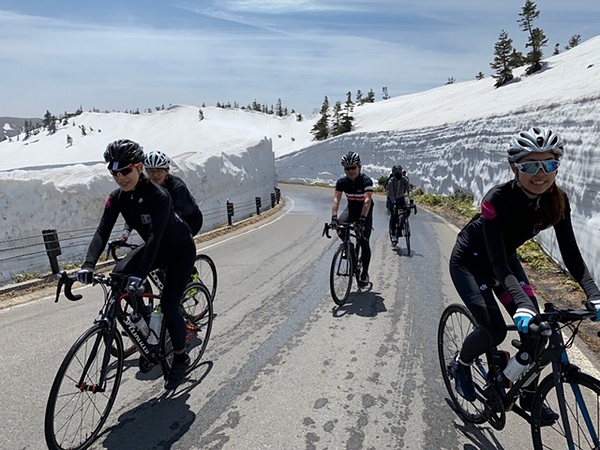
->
[448, 398, 506, 450]
[332, 287, 387, 318]
[98, 360, 213, 449]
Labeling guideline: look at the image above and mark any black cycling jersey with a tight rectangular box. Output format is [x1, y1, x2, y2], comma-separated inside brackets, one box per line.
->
[335, 173, 374, 219]
[451, 179, 600, 312]
[163, 174, 203, 235]
[84, 176, 193, 279]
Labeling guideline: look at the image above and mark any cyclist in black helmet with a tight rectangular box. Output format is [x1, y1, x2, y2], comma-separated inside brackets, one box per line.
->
[331, 151, 374, 287]
[449, 127, 600, 423]
[76, 139, 196, 390]
[386, 164, 413, 246]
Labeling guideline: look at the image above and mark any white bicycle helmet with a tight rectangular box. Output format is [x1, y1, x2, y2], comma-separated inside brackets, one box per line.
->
[144, 150, 171, 169]
[507, 127, 564, 162]
[341, 151, 361, 167]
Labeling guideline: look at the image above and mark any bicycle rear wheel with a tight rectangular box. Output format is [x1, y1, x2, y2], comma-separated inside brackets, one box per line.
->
[437, 303, 488, 424]
[162, 282, 214, 376]
[193, 254, 218, 301]
[330, 244, 352, 306]
[532, 370, 600, 449]
[45, 324, 124, 450]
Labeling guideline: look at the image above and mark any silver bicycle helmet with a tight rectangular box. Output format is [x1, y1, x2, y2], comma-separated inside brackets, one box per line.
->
[144, 150, 171, 169]
[341, 151, 361, 167]
[507, 127, 564, 162]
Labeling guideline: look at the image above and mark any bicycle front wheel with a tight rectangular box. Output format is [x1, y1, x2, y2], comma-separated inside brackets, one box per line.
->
[437, 304, 488, 424]
[193, 254, 218, 301]
[330, 244, 352, 306]
[404, 219, 411, 255]
[532, 370, 600, 449]
[162, 282, 214, 376]
[45, 324, 124, 450]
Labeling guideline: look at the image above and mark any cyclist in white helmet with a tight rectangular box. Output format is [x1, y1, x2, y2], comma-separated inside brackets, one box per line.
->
[120, 150, 203, 242]
[449, 127, 600, 424]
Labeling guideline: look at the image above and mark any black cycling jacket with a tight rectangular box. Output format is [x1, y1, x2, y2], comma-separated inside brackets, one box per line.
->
[335, 173, 374, 219]
[452, 179, 600, 313]
[84, 176, 193, 278]
[163, 175, 203, 235]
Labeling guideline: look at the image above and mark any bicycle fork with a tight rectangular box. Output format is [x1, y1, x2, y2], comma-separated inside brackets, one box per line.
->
[77, 328, 113, 393]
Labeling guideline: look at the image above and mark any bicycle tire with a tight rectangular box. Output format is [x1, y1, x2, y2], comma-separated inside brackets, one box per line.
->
[330, 244, 352, 306]
[404, 219, 411, 255]
[437, 303, 488, 424]
[45, 324, 124, 450]
[354, 241, 363, 285]
[532, 370, 600, 449]
[193, 254, 218, 301]
[161, 282, 214, 377]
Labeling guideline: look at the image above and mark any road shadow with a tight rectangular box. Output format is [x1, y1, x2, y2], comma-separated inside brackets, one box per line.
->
[331, 288, 387, 318]
[445, 398, 507, 450]
[97, 360, 213, 449]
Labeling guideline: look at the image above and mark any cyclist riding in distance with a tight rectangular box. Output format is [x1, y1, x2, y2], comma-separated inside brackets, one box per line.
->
[386, 164, 413, 246]
[76, 139, 197, 390]
[449, 127, 600, 422]
[120, 150, 203, 242]
[331, 151, 374, 287]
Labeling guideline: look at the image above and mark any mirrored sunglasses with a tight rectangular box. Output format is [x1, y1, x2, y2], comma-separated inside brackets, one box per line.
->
[515, 160, 560, 175]
[344, 165, 358, 171]
[109, 164, 136, 177]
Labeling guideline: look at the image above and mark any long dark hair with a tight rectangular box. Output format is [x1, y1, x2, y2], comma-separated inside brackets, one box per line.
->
[536, 183, 566, 229]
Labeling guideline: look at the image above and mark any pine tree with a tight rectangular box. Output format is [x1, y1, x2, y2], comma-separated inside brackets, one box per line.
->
[518, 0, 547, 75]
[553, 43, 560, 55]
[330, 101, 343, 137]
[382, 86, 389, 100]
[475, 72, 485, 80]
[490, 30, 520, 88]
[565, 34, 581, 50]
[355, 90, 363, 105]
[365, 89, 375, 103]
[275, 98, 283, 117]
[445, 77, 456, 85]
[311, 96, 329, 141]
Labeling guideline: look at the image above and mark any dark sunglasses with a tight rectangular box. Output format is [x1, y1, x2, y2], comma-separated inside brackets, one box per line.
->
[344, 165, 358, 171]
[515, 160, 560, 175]
[109, 164, 136, 177]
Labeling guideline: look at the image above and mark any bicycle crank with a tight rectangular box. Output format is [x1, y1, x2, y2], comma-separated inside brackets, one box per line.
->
[483, 386, 506, 430]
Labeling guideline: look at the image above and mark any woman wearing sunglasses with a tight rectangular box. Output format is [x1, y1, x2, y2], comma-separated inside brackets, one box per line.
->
[448, 127, 600, 422]
[76, 139, 196, 390]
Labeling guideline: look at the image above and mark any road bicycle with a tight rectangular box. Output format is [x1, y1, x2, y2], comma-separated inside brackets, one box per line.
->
[438, 301, 600, 449]
[391, 202, 417, 255]
[107, 240, 217, 357]
[323, 222, 367, 306]
[44, 270, 213, 450]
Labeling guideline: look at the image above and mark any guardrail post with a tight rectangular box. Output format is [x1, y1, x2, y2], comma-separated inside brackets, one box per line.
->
[270, 193, 276, 208]
[255, 197, 262, 216]
[42, 229, 62, 274]
[226, 200, 234, 226]
[275, 187, 281, 204]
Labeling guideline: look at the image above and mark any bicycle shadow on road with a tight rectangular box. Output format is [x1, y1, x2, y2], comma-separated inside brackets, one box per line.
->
[331, 288, 387, 318]
[98, 360, 214, 449]
[449, 398, 507, 450]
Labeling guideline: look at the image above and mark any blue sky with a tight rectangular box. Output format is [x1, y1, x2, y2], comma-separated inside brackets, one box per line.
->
[2, 0, 599, 117]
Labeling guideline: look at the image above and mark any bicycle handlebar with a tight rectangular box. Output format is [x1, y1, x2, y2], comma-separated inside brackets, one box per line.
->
[55, 271, 82, 302]
[107, 240, 139, 261]
[54, 270, 135, 304]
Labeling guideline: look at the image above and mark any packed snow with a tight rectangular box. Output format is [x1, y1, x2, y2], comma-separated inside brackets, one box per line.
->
[1, 35, 600, 286]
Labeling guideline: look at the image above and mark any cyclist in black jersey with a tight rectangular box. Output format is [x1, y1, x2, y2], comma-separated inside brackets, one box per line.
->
[331, 151, 374, 287]
[386, 164, 413, 246]
[449, 127, 600, 422]
[120, 150, 203, 241]
[76, 139, 195, 390]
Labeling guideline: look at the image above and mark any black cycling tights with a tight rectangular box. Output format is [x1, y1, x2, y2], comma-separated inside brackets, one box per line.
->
[114, 243, 195, 352]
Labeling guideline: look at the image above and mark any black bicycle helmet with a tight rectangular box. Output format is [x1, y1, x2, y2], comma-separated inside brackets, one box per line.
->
[341, 151, 361, 167]
[392, 164, 403, 175]
[104, 139, 145, 165]
[507, 127, 564, 162]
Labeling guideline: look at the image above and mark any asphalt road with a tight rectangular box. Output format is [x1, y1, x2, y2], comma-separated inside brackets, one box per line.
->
[1, 184, 593, 449]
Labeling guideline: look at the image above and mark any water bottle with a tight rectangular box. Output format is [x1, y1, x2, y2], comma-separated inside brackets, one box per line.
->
[131, 312, 149, 338]
[147, 306, 163, 345]
[503, 351, 531, 383]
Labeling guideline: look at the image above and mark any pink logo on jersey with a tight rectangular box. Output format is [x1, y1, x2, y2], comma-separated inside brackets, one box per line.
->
[481, 201, 496, 220]
[105, 196, 112, 209]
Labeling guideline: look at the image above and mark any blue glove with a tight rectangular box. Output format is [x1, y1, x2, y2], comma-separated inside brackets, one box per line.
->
[127, 276, 144, 296]
[513, 307, 536, 333]
[585, 296, 600, 321]
[76, 268, 94, 284]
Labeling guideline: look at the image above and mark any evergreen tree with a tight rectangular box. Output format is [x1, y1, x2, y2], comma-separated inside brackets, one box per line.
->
[382, 86, 389, 100]
[23, 120, 31, 139]
[475, 72, 485, 80]
[355, 90, 363, 105]
[198, 109, 204, 121]
[365, 89, 375, 103]
[330, 101, 343, 137]
[275, 98, 283, 117]
[565, 34, 581, 50]
[553, 43, 560, 55]
[66, 135, 73, 147]
[311, 96, 329, 141]
[490, 30, 520, 88]
[518, 0, 547, 74]
[445, 77, 456, 85]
